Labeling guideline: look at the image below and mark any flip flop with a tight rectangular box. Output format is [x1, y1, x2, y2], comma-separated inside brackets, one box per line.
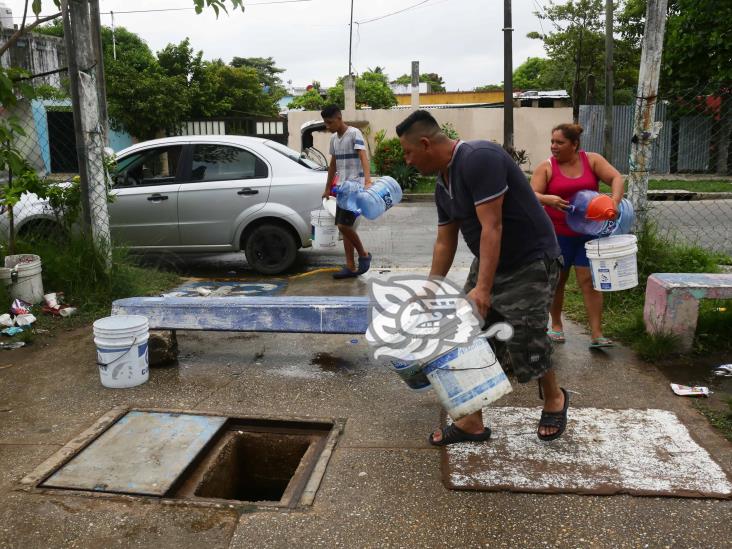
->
[547, 329, 565, 343]
[428, 423, 492, 446]
[357, 252, 372, 274]
[332, 267, 359, 279]
[589, 337, 614, 348]
[537, 387, 570, 442]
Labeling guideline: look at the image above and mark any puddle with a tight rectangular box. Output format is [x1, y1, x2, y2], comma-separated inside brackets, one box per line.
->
[310, 352, 355, 374]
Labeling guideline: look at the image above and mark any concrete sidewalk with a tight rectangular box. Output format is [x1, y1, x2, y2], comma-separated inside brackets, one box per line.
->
[0, 271, 731, 548]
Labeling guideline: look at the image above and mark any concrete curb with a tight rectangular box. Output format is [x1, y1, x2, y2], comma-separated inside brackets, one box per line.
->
[402, 191, 732, 202]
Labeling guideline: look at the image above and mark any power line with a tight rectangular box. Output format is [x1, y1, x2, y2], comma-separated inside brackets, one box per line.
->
[7, 0, 312, 19]
[355, 0, 434, 25]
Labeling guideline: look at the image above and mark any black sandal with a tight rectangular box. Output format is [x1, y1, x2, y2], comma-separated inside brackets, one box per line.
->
[537, 387, 569, 442]
[428, 423, 492, 446]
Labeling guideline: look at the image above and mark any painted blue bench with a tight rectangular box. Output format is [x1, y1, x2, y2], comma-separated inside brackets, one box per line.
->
[644, 273, 732, 351]
[111, 296, 371, 334]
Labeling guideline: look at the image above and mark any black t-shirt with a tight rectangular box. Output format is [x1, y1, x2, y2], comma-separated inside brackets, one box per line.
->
[435, 140, 560, 273]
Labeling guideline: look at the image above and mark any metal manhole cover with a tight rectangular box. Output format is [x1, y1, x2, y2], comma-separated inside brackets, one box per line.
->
[41, 411, 227, 495]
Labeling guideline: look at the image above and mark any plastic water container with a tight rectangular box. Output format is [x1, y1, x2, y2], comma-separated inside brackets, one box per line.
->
[310, 207, 338, 249]
[566, 190, 634, 237]
[0, 254, 44, 304]
[585, 234, 639, 292]
[93, 315, 150, 388]
[423, 338, 513, 421]
[388, 360, 432, 392]
[332, 180, 363, 212]
[352, 176, 403, 220]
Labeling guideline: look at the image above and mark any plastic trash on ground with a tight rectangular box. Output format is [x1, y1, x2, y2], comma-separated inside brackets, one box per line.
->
[0, 314, 13, 327]
[712, 364, 732, 377]
[10, 299, 32, 316]
[670, 383, 711, 397]
[14, 314, 36, 326]
[2, 327, 24, 336]
[0, 341, 25, 350]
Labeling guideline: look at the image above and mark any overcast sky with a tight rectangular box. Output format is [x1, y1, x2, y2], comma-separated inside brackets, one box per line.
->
[5, 0, 551, 90]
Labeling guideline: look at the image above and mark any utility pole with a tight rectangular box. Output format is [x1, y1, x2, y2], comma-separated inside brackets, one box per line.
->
[503, 0, 514, 152]
[61, 0, 112, 267]
[89, 0, 108, 143]
[572, 27, 584, 123]
[604, 0, 614, 162]
[348, 0, 354, 76]
[627, 0, 668, 231]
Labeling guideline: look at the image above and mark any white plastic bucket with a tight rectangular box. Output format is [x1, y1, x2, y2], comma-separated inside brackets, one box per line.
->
[423, 338, 513, 421]
[0, 254, 44, 304]
[585, 234, 639, 292]
[310, 208, 338, 249]
[93, 315, 150, 389]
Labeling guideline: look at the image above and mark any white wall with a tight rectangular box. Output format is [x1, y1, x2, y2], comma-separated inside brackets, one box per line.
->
[288, 107, 573, 173]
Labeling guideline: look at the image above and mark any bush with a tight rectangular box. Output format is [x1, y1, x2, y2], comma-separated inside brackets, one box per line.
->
[372, 132, 419, 191]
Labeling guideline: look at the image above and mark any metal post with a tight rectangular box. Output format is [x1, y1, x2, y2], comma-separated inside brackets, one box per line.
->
[627, 0, 668, 231]
[604, 0, 614, 162]
[110, 10, 116, 60]
[503, 0, 514, 151]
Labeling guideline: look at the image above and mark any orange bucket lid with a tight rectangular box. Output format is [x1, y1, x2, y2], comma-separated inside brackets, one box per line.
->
[586, 194, 617, 220]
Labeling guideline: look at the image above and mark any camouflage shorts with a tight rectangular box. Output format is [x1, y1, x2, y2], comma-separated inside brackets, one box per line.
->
[463, 256, 562, 383]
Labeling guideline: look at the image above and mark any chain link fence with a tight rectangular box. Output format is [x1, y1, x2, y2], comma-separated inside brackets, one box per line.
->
[0, 67, 113, 258]
[581, 84, 732, 257]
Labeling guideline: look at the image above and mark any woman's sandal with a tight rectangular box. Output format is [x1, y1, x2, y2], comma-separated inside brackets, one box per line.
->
[428, 423, 492, 446]
[547, 329, 565, 343]
[537, 387, 570, 442]
[589, 336, 614, 349]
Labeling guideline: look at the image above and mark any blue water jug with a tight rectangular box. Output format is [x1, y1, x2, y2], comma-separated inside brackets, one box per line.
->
[566, 190, 634, 237]
[352, 176, 403, 220]
[332, 180, 362, 213]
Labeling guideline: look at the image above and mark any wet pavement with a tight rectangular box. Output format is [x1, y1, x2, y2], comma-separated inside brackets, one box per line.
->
[0, 203, 731, 548]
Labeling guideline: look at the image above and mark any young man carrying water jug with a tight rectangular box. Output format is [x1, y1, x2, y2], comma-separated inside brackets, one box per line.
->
[396, 110, 569, 445]
[321, 105, 373, 279]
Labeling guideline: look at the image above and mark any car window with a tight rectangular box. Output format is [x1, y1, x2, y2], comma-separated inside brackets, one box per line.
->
[114, 146, 182, 188]
[189, 145, 268, 182]
[264, 141, 325, 170]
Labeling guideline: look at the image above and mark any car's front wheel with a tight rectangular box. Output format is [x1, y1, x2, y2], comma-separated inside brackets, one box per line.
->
[244, 223, 298, 275]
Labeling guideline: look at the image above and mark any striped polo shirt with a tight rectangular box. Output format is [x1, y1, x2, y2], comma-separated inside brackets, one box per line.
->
[329, 126, 367, 183]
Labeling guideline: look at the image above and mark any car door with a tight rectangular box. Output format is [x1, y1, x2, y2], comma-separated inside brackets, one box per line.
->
[109, 145, 183, 248]
[177, 143, 271, 248]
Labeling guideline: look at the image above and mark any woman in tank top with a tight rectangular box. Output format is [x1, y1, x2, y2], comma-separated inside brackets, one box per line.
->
[530, 123, 624, 349]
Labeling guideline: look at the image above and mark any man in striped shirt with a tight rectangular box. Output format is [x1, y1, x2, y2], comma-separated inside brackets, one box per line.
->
[321, 105, 373, 278]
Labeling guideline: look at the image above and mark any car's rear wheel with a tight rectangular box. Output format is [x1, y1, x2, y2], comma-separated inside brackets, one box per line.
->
[244, 223, 298, 275]
[18, 220, 66, 243]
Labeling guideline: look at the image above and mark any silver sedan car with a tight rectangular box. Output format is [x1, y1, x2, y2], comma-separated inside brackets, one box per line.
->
[4, 135, 328, 274]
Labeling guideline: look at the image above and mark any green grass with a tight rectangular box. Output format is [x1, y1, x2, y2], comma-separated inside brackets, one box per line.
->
[561, 222, 732, 361]
[406, 177, 732, 195]
[2, 235, 180, 342]
[599, 179, 732, 193]
[693, 400, 732, 442]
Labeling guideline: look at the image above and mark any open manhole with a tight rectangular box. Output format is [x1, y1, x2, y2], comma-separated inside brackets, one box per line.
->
[24, 409, 341, 509]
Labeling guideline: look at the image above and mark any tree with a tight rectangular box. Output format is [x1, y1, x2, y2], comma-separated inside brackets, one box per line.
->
[528, 0, 641, 110]
[391, 72, 447, 92]
[326, 71, 397, 110]
[287, 89, 325, 111]
[474, 83, 503, 92]
[512, 57, 559, 90]
[231, 56, 287, 101]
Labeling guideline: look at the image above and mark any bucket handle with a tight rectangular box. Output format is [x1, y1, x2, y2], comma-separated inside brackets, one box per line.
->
[96, 336, 139, 369]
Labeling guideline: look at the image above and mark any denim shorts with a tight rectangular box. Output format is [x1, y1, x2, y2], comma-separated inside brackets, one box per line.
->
[557, 234, 594, 269]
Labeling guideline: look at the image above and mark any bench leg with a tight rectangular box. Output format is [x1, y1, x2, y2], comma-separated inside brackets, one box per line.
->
[644, 282, 699, 352]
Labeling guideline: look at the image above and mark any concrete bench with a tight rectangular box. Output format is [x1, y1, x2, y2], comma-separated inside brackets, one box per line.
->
[111, 296, 371, 334]
[643, 273, 732, 351]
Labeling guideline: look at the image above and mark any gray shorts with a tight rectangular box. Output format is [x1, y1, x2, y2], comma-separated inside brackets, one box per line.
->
[463, 256, 561, 383]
